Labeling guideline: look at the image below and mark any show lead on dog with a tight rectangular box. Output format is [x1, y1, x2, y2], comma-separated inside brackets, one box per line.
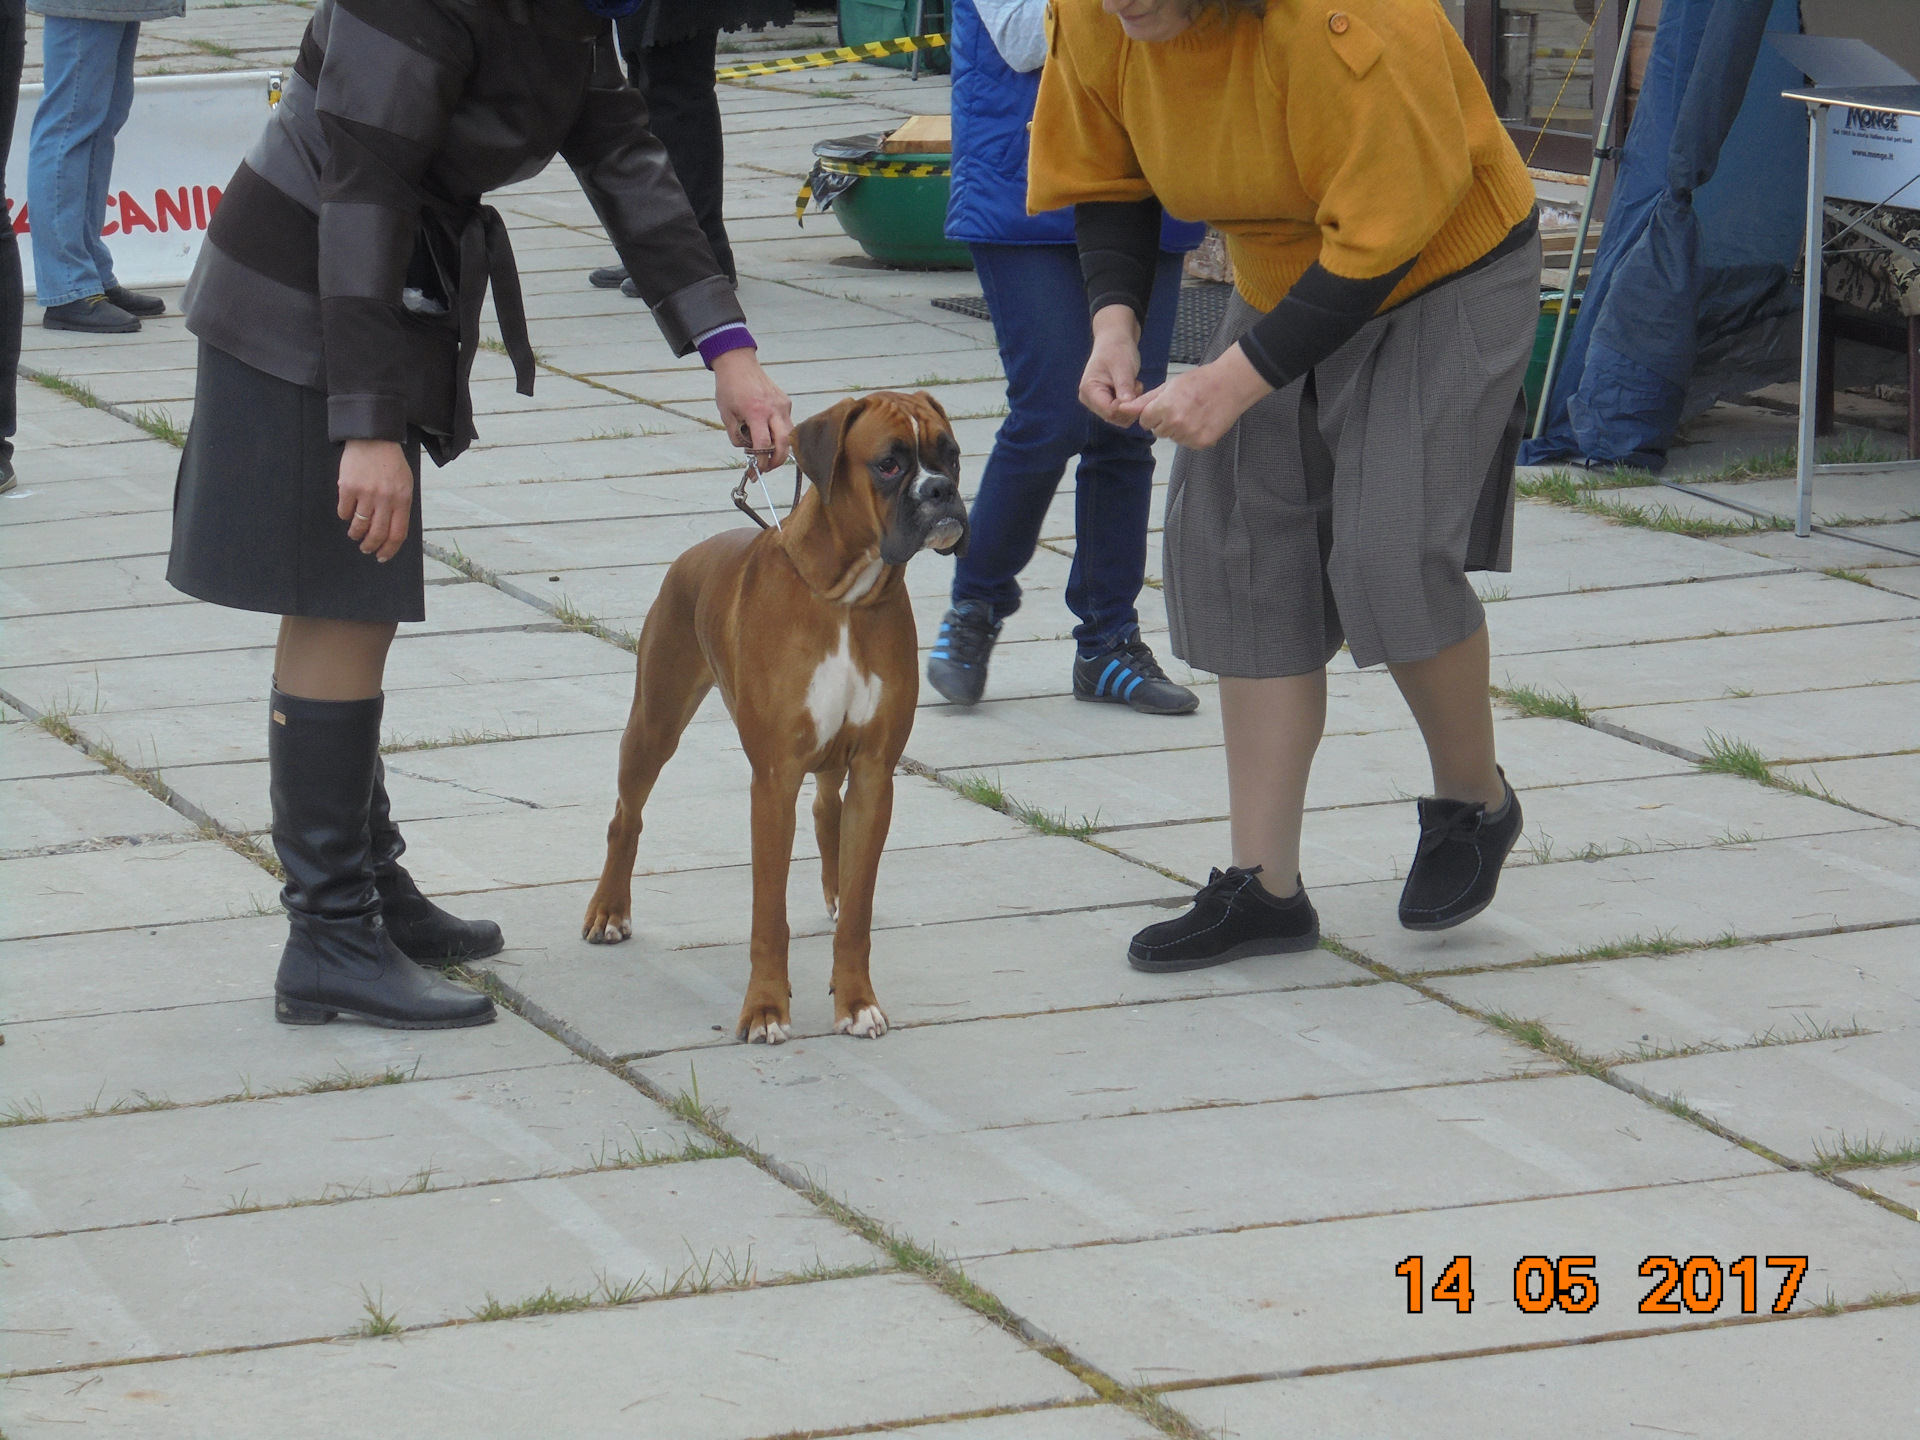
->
[1031, 0, 1541, 970]
[166, 0, 793, 1031]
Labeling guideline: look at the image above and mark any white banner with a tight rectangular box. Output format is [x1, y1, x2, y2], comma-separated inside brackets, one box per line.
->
[7, 71, 278, 297]
[1826, 101, 1920, 208]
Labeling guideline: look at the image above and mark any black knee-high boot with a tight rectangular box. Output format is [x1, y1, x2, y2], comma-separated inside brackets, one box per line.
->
[269, 690, 495, 1029]
[369, 758, 505, 964]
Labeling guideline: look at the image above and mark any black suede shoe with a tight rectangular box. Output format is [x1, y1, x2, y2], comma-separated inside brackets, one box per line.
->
[1074, 632, 1199, 716]
[42, 295, 140, 333]
[104, 285, 165, 317]
[926, 601, 1000, 705]
[269, 690, 494, 1029]
[370, 759, 504, 964]
[1397, 771, 1524, 931]
[588, 263, 628, 289]
[1129, 866, 1319, 972]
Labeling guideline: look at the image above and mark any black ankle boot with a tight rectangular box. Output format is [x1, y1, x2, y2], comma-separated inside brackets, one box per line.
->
[1397, 770, 1524, 931]
[269, 690, 494, 1029]
[369, 759, 504, 965]
[1128, 865, 1320, 972]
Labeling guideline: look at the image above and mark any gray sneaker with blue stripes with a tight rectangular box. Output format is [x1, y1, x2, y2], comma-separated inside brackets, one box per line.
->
[927, 601, 1002, 706]
[1073, 632, 1199, 715]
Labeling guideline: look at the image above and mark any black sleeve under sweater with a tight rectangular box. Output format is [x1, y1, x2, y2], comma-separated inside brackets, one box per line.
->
[1073, 199, 1414, 392]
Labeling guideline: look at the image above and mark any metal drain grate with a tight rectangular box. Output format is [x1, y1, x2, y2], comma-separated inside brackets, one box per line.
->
[931, 282, 1233, 365]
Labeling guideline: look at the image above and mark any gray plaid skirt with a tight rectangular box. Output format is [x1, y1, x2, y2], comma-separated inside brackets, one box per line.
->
[1165, 236, 1540, 677]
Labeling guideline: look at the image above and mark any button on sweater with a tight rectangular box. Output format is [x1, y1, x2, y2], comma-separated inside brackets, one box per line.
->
[1028, 0, 1536, 312]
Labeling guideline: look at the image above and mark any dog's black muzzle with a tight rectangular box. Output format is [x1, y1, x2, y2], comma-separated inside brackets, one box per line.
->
[880, 467, 970, 565]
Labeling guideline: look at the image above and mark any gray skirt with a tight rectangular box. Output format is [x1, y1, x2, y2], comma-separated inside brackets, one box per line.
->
[1165, 236, 1540, 677]
[168, 342, 427, 623]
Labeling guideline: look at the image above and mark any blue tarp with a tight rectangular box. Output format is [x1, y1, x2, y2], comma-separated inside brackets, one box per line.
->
[1522, 0, 1806, 470]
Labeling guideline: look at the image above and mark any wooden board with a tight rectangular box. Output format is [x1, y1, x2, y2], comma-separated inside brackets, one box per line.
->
[880, 114, 952, 153]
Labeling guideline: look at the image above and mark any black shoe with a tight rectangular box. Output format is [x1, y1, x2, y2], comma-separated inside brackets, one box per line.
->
[1397, 770, 1524, 931]
[370, 758, 504, 964]
[1129, 866, 1319, 972]
[619, 276, 641, 298]
[104, 285, 165, 317]
[1073, 631, 1198, 716]
[42, 295, 140, 333]
[0, 455, 15, 495]
[269, 689, 495, 1029]
[588, 263, 629, 289]
[927, 601, 1000, 705]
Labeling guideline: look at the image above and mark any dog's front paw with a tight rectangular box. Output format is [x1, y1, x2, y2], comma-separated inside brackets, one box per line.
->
[737, 999, 792, 1045]
[581, 892, 633, 945]
[835, 1003, 889, 1039]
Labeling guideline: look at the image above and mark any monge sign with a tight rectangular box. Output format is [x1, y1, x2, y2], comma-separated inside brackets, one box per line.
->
[1826, 101, 1920, 208]
[6, 72, 277, 295]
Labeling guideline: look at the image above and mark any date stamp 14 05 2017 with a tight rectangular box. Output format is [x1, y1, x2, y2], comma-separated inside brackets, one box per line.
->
[1394, 1255, 1810, 1316]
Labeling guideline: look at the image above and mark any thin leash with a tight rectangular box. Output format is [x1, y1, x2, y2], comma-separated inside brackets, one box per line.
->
[732, 453, 802, 532]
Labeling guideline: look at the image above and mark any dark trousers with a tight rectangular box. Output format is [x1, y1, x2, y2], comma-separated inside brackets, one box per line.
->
[619, 25, 733, 283]
[0, 0, 25, 467]
[953, 243, 1184, 654]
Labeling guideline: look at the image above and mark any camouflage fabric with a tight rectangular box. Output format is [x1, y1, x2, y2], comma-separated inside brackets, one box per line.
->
[1823, 200, 1920, 319]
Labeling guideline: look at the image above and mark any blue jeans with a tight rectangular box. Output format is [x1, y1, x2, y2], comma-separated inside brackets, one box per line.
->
[954, 243, 1184, 654]
[27, 17, 138, 308]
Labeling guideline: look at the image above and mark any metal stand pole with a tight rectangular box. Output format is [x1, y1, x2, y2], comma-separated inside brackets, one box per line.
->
[908, 0, 925, 79]
[1795, 103, 1829, 538]
[1531, 0, 1644, 441]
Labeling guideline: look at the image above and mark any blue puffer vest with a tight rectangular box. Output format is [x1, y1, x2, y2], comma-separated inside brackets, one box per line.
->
[944, 0, 1203, 251]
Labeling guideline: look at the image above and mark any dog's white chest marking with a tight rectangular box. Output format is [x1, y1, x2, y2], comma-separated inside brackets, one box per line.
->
[806, 621, 884, 747]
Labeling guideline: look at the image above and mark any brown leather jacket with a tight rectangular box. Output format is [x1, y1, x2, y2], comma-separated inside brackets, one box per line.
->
[182, 0, 743, 463]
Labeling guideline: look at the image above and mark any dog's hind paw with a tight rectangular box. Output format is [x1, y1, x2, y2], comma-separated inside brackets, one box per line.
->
[835, 1004, 889, 1039]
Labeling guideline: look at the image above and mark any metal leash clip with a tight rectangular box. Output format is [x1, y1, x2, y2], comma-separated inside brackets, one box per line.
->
[731, 453, 802, 533]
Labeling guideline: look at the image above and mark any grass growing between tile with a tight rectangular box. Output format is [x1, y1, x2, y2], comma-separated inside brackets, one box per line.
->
[1810, 1132, 1920, 1174]
[946, 771, 1100, 839]
[353, 1288, 404, 1338]
[1491, 682, 1590, 724]
[1699, 730, 1773, 783]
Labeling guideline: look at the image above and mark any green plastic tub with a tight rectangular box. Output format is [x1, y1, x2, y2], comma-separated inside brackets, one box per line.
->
[838, 0, 950, 73]
[829, 150, 974, 270]
[1526, 291, 1581, 424]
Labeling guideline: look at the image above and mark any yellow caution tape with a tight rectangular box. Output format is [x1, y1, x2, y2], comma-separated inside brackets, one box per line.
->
[715, 32, 947, 80]
[794, 156, 954, 220]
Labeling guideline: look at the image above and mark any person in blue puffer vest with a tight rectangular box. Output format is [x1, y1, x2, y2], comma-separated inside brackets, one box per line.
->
[929, 0, 1204, 715]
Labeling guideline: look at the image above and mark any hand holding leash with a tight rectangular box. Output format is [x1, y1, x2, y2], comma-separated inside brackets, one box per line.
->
[714, 349, 794, 468]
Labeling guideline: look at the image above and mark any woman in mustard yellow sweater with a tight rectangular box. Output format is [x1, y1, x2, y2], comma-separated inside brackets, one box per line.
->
[1031, 0, 1541, 969]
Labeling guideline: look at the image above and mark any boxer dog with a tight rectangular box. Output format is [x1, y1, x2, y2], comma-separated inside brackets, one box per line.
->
[582, 392, 968, 1044]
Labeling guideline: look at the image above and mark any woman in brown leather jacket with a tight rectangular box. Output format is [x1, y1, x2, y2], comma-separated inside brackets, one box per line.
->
[167, 0, 793, 1031]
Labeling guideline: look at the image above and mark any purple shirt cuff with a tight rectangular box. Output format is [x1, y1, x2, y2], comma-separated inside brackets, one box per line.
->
[695, 324, 756, 369]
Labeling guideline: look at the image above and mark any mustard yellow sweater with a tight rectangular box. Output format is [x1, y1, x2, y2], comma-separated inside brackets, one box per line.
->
[1029, 0, 1537, 312]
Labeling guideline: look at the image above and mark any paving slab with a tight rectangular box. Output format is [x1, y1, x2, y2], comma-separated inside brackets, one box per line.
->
[1164, 1302, 1920, 1440]
[3, 1158, 879, 1370]
[482, 905, 1368, 1062]
[2, 1061, 696, 1237]
[1492, 616, 1920, 708]
[1429, 926, 1920, 1061]
[972, 1171, 1916, 1386]
[1776, 752, 1920, 824]
[0, 718, 99, 779]
[0, 1001, 567, 1120]
[0, 839, 279, 942]
[1, 772, 198, 853]
[1104, 771, 1882, 891]
[0, 914, 285, 1025]
[638, 1074, 1771, 1257]
[1316, 826, 1920, 973]
[1492, 500, 1789, 595]
[945, 717, 1685, 831]
[637, 980, 1538, 1140]
[1616, 1030, 1920, 1166]
[1601, 681, 1920, 764]
[0, 1274, 1086, 1438]
[1717, 516, 1920, 568]
[861, 1410, 1163, 1440]
[1488, 570, 1919, 658]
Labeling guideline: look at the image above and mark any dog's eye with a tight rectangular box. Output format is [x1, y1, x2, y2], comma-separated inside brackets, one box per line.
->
[875, 458, 903, 479]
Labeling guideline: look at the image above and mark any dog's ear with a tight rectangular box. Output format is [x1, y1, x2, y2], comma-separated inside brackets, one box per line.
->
[913, 389, 949, 423]
[792, 397, 865, 500]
